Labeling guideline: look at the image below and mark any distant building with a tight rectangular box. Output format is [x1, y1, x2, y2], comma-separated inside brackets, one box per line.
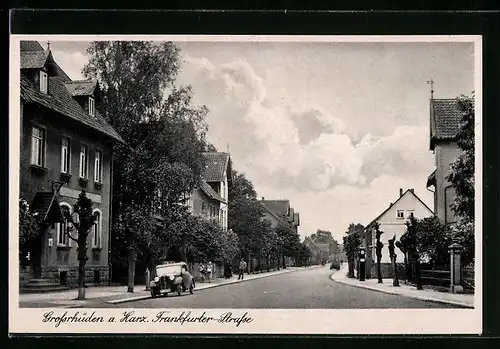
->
[260, 198, 300, 267]
[187, 152, 232, 230]
[426, 98, 464, 225]
[19, 41, 124, 287]
[303, 237, 329, 265]
[364, 188, 434, 278]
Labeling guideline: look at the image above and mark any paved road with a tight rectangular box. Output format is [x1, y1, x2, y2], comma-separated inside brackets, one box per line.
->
[94, 266, 457, 308]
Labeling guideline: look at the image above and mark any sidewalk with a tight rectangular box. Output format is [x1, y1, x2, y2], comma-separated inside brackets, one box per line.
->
[330, 263, 474, 308]
[19, 266, 304, 308]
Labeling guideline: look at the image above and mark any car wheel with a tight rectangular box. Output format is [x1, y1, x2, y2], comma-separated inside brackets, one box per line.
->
[177, 284, 182, 296]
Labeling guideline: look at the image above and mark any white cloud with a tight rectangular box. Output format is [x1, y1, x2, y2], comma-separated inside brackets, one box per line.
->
[51, 51, 88, 80]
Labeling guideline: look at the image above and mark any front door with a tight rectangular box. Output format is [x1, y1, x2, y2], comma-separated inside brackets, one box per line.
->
[29, 229, 44, 279]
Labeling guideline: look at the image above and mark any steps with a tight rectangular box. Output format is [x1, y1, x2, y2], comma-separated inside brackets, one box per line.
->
[20, 279, 70, 294]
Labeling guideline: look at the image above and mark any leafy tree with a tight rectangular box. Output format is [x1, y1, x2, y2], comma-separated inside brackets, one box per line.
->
[215, 228, 240, 264]
[276, 222, 301, 269]
[19, 198, 40, 253]
[229, 170, 258, 201]
[448, 94, 475, 224]
[64, 191, 98, 300]
[396, 234, 411, 283]
[83, 41, 209, 290]
[297, 243, 312, 267]
[311, 229, 340, 257]
[343, 223, 363, 278]
[405, 216, 423, 290]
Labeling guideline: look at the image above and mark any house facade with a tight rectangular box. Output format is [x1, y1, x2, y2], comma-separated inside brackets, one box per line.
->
[260, 198, 300, 267]
[426, 98, 463, 225]
[187, 152, 232, 230]
[19, 41, 123, 287]
[364, 188, 434, 278]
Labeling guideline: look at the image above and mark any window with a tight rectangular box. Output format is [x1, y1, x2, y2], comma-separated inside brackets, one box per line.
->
[61, 137, 70, 173]
[31, 126, 45, 166]
[94, 150, 102, 183]
[88, 97, 95, 116]
[202, 202, 207, 216]
[397, 210, 404, 219]
[40, 71, 48, 93]
[407, 210, 415, 218]
[57, 204, 71, 246]
[92, 210, 102, 248]
[79, 144, 88, 178]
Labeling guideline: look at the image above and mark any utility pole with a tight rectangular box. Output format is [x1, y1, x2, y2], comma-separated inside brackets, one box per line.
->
[426, 79, 434, 100]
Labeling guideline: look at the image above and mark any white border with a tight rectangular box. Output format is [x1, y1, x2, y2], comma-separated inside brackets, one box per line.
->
[9, 35, 482, 335]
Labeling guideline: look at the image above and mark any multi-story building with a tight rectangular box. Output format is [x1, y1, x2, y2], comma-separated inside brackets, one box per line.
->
[426, 98, 464, 225]
[187, 152, 232, 230]
[19, 41, 123, 288]
[363, 188, 434, 278]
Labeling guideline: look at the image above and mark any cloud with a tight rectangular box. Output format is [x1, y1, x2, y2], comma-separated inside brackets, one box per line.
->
[179, 54, 434, 194]
[51, 51, 88, 80]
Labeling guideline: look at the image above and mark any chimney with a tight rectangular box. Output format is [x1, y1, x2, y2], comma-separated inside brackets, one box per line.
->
[399, 188, 403, 197]
[261, 197, 265, 201]
[410, 188, 414, 193]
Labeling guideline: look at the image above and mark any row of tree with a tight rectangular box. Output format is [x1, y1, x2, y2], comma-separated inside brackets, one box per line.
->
[228, 171, 308, 271]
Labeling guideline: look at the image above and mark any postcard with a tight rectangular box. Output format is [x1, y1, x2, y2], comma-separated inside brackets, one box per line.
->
[9, 34, 482, 335]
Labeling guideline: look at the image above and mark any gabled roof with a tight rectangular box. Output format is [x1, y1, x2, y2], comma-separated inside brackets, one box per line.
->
[21, 50, 50, 69]
[426, 170, 436, 188]
[260, 201, 288, 225]
[64, 79, 98, 97]
[202, 152, 230, 182]
[366, 189, 434, 228]
[261, 199, 290, 217]
[21, 41, 44, 52]
[21, 74, 124, 143]
[199, 180, 225, 203]
[430, 99, 462, 150]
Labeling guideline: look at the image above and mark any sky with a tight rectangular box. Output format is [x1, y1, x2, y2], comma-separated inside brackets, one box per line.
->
[44, 39, 475, 242]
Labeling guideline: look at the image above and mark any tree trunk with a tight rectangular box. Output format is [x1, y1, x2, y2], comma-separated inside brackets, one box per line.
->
[403, 252, 409, 284]
[392, 255, 400, 287]
[413, 250, 423, 290]
[127, 248, 137, 293]
[376, 254, 383, 283]
[76, 238, 87, 300]
[282, 254, 286, 269]
[347, 253, 355, 278]
[267, 255, 271, 272]
[277, 251, 281, 270]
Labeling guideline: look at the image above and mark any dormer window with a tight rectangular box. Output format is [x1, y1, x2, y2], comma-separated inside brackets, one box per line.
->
[88, 97, 95, 116]
[40, 71, 48, 94]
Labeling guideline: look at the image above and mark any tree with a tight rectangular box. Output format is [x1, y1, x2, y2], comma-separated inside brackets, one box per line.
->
[372, 222, 384, 284]
[215, 228, 240, 264]
[388, 235, 400, 287]
[311, 229, 340, 257]
[276, 222, 301, 269]
[343, 223, 363, 278]
[64, 191, 98, 300]
[84, 41, 209, 289]
[396, 234, 411, 284]
[405, 217, 423, 290]
[448, 94, 475, 224]
[19, 198, 40, 256]
[297, 244, 312, 267]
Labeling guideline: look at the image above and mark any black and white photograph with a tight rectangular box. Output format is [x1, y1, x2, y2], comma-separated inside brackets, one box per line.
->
[9, 35, 481, 334]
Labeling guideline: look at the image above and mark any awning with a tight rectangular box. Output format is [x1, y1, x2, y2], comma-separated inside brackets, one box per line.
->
[426, 170, 437, 188]
[30, 192, 64, 224]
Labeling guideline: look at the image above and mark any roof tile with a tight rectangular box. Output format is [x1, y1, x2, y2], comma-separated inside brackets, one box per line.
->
[65, 80, 98, 96]
[430, 99, 462, 141]
[202, 152, 230, 182]
[21, 74, 124, 143]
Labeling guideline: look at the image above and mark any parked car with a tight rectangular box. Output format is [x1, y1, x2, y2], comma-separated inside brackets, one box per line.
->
[149, 262, 194, 298]
[330, 260, 340, 270]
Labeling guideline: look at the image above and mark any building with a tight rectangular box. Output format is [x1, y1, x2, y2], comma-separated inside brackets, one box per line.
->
[260, 198, 301, 267]
[363, 188, 434, 278]
[426, 98, 463, 225]
[303, 237, 329, 265]
[19, 41, 124, 288]
[187, 152, 232, 230]
[260, 198, 300, 233]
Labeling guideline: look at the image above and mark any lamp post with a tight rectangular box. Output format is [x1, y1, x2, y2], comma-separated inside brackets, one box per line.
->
[358, 247, 366, 281]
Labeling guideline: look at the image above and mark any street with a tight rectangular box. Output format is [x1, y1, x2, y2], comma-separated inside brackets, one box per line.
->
[94, 267, 456, 308]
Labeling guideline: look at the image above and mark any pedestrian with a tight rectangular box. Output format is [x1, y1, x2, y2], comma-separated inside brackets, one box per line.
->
[206, 261, 213, 283]
[199, 263, 206, 283]
[238, 258, 247, 280]
[181, 264, 194, 291]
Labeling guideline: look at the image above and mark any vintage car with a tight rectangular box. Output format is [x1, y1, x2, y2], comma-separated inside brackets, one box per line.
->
[149, 262, 194, 298]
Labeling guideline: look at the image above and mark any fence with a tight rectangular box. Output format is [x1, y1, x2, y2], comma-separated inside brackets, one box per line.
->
[420, 269, 450, 288]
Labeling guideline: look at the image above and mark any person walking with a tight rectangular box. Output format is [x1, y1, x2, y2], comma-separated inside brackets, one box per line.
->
[238, 258, 247, 280]
[206, 261, 213, 283]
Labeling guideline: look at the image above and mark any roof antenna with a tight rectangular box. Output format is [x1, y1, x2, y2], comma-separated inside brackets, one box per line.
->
[426, 79, 434, 100]
[226, 143, 230, 154]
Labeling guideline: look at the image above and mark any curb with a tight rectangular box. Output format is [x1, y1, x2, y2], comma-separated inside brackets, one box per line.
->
[329, 273, 473, 308]
[108, 268, 297, 305]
